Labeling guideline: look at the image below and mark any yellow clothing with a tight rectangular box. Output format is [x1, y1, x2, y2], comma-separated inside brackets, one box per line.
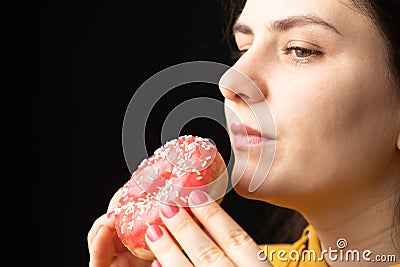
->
[259, 225, 399, 267]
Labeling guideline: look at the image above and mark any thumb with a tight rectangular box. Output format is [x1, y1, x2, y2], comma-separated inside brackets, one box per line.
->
[89, 224, 115, 267]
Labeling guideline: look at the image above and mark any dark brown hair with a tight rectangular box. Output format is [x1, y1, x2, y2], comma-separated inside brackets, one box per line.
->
[219, 0, 246, 60]
[220, 0, 400, 246]
[347, 1, 400, 88]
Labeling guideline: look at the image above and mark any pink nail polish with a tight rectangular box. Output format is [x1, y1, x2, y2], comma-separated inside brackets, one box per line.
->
[107, 210, 115, 219]
[189, 190, 208, 205]
[146, 225, 163, 242]
[160, 203, 179, 218]
[151, 260, 162, 267]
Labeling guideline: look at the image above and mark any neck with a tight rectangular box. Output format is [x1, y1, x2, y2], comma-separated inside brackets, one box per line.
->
[301, 180, 399, 266]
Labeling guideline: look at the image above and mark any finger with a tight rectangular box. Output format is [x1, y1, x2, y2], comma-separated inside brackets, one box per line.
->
[89, 224, 115, 267]
[88, 188, 121, 248]
[87, 212, 115, 250]
[110, 251, 151, 267]
[151, 260, 162, 267]
[159, 203, 234, 267]
[145, 225, 193, 267]
[110, 254, 131, 267]
[189, 190, 271, 267]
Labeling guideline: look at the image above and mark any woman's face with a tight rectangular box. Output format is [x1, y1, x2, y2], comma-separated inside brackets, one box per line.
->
[220, 0, 400, 208]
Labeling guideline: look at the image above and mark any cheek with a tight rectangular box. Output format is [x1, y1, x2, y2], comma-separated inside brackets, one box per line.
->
[273, 67, 362, 150]
[269, 64, 393, 194]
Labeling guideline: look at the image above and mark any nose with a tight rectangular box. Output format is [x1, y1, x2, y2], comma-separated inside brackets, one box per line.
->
[219, 55, 267, 104]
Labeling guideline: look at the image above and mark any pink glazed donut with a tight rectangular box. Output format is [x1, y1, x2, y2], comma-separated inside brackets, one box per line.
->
[114, 135, 228, 260]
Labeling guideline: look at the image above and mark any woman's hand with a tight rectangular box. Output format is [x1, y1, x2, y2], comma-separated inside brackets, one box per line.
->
[145, 190, 272, 267]
[87, 189, 152, 267]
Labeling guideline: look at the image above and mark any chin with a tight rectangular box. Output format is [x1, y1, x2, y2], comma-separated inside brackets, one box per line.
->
[230, 163, 268, 200]
[230, 163, 305, 209]
[230, 148, 274, 194]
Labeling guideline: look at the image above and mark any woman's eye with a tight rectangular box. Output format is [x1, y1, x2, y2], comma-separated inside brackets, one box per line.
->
[292, 47, 313, 57]
[283, 45, 322, 64]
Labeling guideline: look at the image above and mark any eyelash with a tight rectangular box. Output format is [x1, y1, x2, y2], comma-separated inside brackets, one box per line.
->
[282, 46, 322, 64]
[231, 46, 323, 64]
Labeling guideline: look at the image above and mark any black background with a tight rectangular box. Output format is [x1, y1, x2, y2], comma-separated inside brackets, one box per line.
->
[5, 1, 305, 266]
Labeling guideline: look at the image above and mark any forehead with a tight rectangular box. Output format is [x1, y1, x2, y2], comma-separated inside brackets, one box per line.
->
[236, 0, 367, 35]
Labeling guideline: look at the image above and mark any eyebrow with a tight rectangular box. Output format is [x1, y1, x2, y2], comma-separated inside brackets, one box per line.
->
[233, 15, 342, 36]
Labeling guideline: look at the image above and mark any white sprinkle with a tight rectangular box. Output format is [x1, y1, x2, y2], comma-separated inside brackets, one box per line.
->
[177, 171, 186, 178]
[196, 176, 203, 180]
[121, 222, 126, 235]
[138, 158, 147, 167]
[154, 147, 163, 155]
[188, 149, 195, 159]
[128, 223, 134, 231]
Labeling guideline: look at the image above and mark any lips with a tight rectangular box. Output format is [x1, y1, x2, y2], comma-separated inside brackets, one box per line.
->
[230, 123, 274, 150]
[230, 124, 263, 137]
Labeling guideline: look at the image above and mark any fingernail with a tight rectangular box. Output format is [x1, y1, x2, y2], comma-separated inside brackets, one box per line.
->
[146, 225, 163, 242]
[189, 190, 208, 205]
[160, 203, 179, 218]
[151, 260, 162, 267]
[107, 210, 115, 219]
